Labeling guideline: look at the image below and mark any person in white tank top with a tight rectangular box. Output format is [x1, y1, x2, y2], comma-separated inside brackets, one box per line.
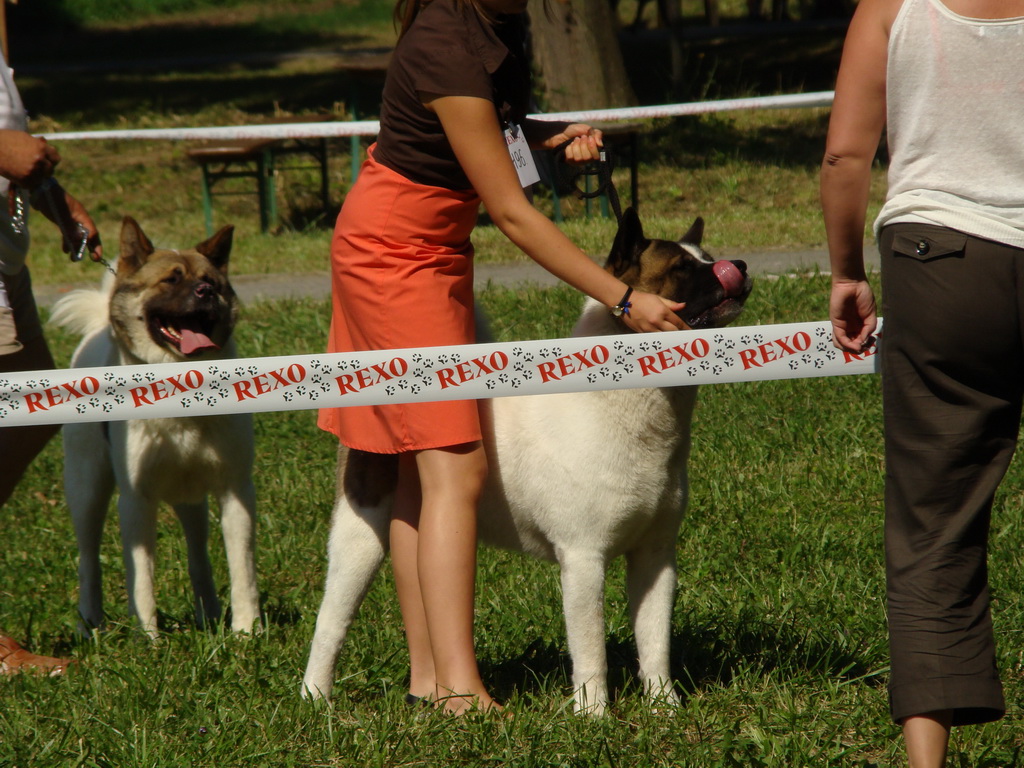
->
[822, 0, 1024, 763]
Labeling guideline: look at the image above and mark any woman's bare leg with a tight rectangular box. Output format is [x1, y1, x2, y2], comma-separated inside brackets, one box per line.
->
[415, 442, 496, 713]
[390, 453, 435, 700]
[903, 710, 952, 768]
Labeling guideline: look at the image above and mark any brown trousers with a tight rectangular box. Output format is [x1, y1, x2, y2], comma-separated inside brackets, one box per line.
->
[879, 222, 1016, 726]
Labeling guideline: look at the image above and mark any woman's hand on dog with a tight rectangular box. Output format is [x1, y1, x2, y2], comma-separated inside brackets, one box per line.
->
[622, 291, 687, 333]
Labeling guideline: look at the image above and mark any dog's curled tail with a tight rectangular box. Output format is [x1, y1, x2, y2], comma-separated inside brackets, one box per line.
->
[48, 286, 111, 339]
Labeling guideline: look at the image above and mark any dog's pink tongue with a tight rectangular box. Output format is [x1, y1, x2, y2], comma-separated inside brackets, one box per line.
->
[713, 260, 745, 297]
[179, 329, 219, 355]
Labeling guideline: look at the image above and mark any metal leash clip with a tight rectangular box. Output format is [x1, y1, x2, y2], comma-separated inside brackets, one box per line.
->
[7, 184, 28, 236]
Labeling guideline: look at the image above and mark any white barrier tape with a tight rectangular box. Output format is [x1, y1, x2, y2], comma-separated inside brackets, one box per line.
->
[39, 120, 383, 143]
[0, 318, 880, 427]
[531, 91, 835, 124]
[39, 92, 835, 142]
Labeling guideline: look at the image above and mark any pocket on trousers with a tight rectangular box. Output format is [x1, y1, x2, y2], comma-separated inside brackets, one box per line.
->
[889, 226, 968, 262]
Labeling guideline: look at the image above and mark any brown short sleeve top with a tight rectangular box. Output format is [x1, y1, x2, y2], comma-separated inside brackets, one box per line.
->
[372, 0, 531, 190]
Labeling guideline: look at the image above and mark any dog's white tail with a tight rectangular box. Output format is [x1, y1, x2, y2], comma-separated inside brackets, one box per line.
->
[48, 285, 111, 339]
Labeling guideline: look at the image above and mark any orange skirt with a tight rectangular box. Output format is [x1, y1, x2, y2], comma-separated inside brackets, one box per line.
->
[317, 146, 483, 453]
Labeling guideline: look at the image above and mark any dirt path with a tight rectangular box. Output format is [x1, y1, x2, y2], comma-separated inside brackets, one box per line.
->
[33, 244, 876, 310]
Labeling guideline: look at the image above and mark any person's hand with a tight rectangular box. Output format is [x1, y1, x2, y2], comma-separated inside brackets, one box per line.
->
[829, 278, 876, 353]
[541, 123, 603, 165]
[33, 183, 103, 262]
[0, 130, 61, 187]
[619, 290, 687, 333]
[63, 191, 103, 261]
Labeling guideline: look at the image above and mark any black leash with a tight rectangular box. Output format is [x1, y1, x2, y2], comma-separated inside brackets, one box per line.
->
[552, 139, 623, 224]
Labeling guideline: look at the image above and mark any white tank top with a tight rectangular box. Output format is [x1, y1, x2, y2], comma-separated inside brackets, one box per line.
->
[876, 0, 1024, 246]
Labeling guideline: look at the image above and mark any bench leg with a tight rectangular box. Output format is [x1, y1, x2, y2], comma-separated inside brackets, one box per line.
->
[256, 150, 277, 233]
[318, 138, 330, 219]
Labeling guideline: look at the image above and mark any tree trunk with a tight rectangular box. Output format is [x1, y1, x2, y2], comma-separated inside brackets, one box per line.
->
[527, 0, 637, 111]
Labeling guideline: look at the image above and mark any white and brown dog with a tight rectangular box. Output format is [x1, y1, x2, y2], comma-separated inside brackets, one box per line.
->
[50, 217, 260, 639]
[302, 209, 751, 714]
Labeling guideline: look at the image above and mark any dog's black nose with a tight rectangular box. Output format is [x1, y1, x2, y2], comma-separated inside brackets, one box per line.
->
[194, 282, 214, 299]
[731, 259, 748, 274]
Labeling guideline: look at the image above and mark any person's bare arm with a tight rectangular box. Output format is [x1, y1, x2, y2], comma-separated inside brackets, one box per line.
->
[820, 0, 897, 351]
[432, 96, 684, 332]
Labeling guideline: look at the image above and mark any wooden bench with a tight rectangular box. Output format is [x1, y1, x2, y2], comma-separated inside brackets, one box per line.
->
[187, 118, 333, 235]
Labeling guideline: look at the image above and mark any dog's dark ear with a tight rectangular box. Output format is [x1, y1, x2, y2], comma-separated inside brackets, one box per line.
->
[606, 207, 648, 274]
[679, 217, 704, 247]
[118, 216, 156, 274]
[195, 225, 234, 273]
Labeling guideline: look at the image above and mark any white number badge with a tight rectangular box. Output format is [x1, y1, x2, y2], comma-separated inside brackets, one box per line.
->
[504, 123, 540, 188]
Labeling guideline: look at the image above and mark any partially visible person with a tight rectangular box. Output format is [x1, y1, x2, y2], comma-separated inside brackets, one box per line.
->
[318, 0, 686, 714]
[1, 49, 101, 674]
[821, 0, 1024, 763]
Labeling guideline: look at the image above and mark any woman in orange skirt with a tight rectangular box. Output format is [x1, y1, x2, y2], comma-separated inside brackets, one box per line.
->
[320, 0, 685, 714]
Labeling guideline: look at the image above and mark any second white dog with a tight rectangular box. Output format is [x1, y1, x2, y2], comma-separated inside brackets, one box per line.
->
[51, 217, 260, 639]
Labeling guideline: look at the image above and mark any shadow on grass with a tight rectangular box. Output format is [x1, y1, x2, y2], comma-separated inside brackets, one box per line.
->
[484, 616, 876, 707]
[8, 4, 391, 122]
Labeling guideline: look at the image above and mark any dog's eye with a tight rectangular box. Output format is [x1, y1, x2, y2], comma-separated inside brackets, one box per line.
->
[163, 269, 183, 285]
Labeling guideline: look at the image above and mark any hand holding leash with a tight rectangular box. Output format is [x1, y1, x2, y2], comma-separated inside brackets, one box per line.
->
[552, 134, 623, 224]
[29, 177, 103, 263]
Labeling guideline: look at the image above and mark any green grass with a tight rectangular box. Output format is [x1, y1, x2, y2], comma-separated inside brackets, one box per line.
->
[3, 4, 1016, 765]
[3, 276, 1023, 766]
